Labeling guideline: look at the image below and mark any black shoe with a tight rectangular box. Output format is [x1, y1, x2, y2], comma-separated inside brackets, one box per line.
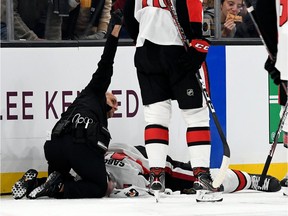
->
[149, 167, 165, 192]
[12, 169, 38, 199]
[28, 171, 63, 199]
[193, 167, 223, 192]
[249, 174, 281, 192]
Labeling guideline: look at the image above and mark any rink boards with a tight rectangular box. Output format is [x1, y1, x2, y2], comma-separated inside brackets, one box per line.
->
[1, 45, 287, 193]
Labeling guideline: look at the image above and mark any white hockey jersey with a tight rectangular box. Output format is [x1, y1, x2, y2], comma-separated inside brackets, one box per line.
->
[276, 0, 288, 80]
[134, 0, 183, 47]
[105, 143, 150, 189]
[105, 143, 251, 197]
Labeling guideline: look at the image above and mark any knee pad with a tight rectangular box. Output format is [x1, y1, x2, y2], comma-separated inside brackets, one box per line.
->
[181, 107, 209, 127]
[144, 100, 171, 127]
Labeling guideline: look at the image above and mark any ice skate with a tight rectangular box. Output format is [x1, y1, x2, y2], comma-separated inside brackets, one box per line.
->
[149, 167, 165, 202]
[193, 167, 223, 202]
[28, 171, 63, 199]
[249, 174, 281, 192]
[12, 169, 38, 199]
[280, 174, 288, 196]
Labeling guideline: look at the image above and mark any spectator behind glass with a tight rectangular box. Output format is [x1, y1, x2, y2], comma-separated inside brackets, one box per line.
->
[0, 0, 7, 40]
[0, 0, 48, 40]
[234, 1, 259, 38]
[45, 0, 81, 40]
[220, 0, 243, 38]
[202, 0, 215, 38]
[61, 0, 112, 40]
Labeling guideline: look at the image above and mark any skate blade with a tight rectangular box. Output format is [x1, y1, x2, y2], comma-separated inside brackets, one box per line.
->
[283, 188, 288, 196]
[154, 190, 160, 203]
[196, 190, 223, 202]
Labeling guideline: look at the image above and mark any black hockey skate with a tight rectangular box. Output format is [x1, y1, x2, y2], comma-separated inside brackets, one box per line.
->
[193, 167, 223, 202]
[149, 167, 165, 202]
[12, 169, 38, 199]
[249, 174, 281, 192]
[28, 171, 63, 199]
[280, 174, 288, 196]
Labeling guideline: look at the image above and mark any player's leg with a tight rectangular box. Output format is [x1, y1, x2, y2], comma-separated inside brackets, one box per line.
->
[210, 169, 281, 193]
[144, 100, 171, 196]
[135, 43, 174, 201]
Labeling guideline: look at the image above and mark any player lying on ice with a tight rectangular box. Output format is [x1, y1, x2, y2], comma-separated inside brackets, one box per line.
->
[12, 142, 285, 201]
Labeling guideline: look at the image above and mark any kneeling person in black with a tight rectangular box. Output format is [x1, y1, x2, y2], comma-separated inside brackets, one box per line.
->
[26, 11, 123, 199]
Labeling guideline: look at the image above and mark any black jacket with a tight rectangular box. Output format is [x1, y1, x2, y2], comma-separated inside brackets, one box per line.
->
[59, 34, 118, 130]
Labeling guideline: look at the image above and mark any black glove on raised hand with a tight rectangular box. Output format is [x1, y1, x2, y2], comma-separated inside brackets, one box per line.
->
[111, 9, 124, 26]
[179, 38, 211, 73]
[265, 56, 281, 85]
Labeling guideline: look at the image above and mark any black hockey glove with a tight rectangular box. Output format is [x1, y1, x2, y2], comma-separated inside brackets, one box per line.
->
[111, 9, 124, 26]
[264, 56, 281, 85]
[179, 38, 211, 73]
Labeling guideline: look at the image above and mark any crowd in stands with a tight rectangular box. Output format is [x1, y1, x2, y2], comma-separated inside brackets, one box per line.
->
[0, 0, 259, 41]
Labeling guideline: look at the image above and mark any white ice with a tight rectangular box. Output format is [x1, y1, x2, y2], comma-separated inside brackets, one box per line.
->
[1, 190, 288, 216]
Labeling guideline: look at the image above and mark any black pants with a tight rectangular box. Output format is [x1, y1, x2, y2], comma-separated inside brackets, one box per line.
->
[44, 134, 107, 198]
[134, 40, 203, 109]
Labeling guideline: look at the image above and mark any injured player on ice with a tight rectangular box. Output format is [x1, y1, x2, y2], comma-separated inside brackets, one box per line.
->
[12, 143, 285, 201]
[103, 143, 283, 199]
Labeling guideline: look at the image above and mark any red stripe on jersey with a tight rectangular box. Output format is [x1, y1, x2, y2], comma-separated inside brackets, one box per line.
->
[153, 0, 161, 8]
[279, 0, 287, 26]
[136, 159, 150, 174]
[186, 0, 203, 23]
[111, 152, 150, 174]
[142, 0, 148, 8]
[232, 170, 247, 192]
[145, 127, 169, 141]
[186, 130, 210, 143]
[111, 152, 126, 160]
[165, 167, 197, 181]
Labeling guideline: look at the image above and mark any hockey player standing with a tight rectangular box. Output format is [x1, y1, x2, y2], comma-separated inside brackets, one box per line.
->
[275, 0, 288, 148]
[124, 0, 222, 202]
[250, 0, 287, 194]
[275, 0, 288, 194]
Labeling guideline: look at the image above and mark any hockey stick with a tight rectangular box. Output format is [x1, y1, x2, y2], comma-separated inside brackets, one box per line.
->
[260, 101, 288, 186]
[166, 0, 230, 188]
[244, 0, 288, 187]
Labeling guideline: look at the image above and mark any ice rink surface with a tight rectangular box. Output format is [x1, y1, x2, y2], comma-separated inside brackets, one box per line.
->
[1, 189, 288, 216]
